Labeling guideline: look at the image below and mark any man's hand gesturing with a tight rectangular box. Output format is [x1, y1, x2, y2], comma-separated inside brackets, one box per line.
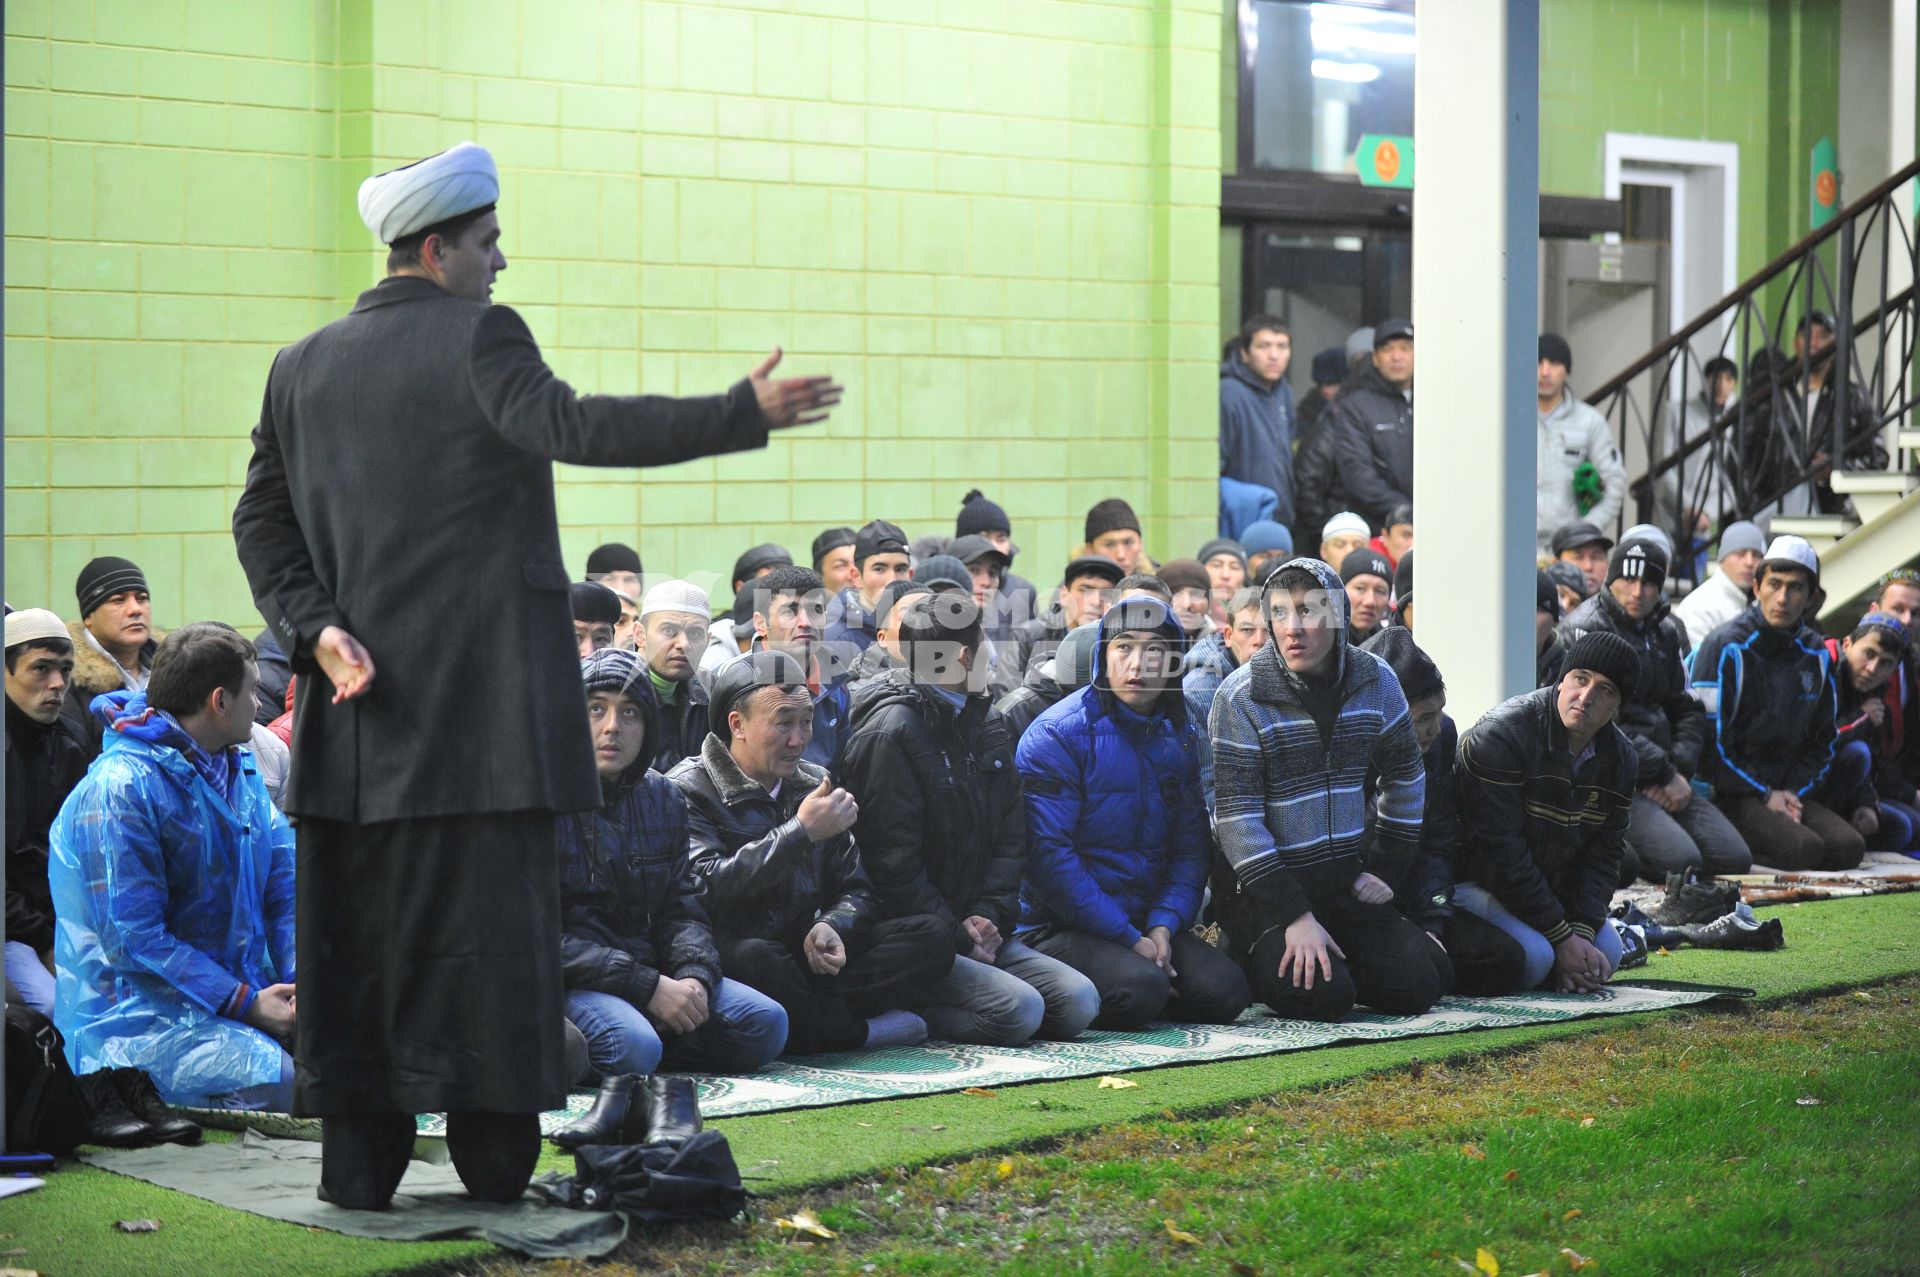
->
[750, 349, 843, 430]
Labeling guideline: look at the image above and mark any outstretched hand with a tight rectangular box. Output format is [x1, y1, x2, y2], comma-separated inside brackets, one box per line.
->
[750, 348, 843, 430]
[314, 626, 375, 704]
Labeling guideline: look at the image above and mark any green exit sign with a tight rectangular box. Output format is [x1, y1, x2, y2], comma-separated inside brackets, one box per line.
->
[1356, 134, 1414, 189]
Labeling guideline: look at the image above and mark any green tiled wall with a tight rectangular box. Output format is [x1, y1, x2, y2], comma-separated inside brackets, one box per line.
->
[5, 0, 1224, 629]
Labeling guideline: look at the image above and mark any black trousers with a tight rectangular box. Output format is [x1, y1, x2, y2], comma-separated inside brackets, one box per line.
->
[717, 914, 954, 1055]
[1023, 926, 1252, 1030]
[1438, 908, 1534, 997]
[295, 813, 569, 1117]
[1245, 889, 1453, 1022]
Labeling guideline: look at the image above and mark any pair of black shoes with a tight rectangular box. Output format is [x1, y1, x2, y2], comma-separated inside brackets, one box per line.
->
[76, 1068, 203, 1147]
[550, 1075, 702, 1150]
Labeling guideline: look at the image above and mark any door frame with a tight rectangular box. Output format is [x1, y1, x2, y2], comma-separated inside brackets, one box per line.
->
[1602, 133, 1739, 335]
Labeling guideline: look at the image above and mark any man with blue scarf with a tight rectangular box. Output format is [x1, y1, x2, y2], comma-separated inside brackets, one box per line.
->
[50, 624, 297, 1111]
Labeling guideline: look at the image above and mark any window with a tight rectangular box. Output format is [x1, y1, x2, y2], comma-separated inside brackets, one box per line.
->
[1245, 0, 1414, 176]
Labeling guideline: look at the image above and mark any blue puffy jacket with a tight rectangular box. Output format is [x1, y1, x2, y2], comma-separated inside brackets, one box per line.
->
[50, 691, 295, 1104]
[1014, 598, 1210, 946]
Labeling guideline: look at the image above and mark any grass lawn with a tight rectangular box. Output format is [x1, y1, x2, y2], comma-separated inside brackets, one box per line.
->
[9, 892, 1920, 1277]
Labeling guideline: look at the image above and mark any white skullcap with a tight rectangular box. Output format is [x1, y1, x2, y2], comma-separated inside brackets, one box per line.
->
[640, 579, 711, 621]
[5, 608, 69, 649]
[1321, 511, 1371, 542]
[357, 142, 499, 245]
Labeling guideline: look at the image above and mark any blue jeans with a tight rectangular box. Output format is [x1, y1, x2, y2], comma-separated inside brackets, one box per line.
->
[4, 941, 55, 1017]
[911, 940, 1100, 1045]
[566, 978, 788, 1079]
[1452, 882, 1623, 992]
[1873, 797, 1920, 854]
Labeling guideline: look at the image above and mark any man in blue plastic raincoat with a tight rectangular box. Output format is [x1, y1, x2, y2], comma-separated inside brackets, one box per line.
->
[50, 623, 297, 1110]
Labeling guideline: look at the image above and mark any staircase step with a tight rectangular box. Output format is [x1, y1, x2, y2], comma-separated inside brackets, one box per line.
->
[1898, 428, 1920, 452]
[1830, 469, 1918, 495]
[1768, 515, 1859, 547]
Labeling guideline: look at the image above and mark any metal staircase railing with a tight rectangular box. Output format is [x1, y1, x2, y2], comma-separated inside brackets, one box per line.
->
[1583, 156, 1919, 578]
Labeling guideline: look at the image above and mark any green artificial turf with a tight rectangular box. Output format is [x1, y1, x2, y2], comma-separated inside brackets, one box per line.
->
[9, 892, 1918, 1277]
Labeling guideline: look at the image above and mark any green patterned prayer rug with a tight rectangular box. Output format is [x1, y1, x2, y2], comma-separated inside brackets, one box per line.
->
[183, 980, 1745, 1142]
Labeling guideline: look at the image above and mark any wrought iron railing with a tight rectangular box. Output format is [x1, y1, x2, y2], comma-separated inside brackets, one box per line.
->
[1584, 157, 1918, 578]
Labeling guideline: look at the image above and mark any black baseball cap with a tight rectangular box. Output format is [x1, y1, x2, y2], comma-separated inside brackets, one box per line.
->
[853, 519, 909, 565]
[948, 534, 1009, 569]
[1374, 318, 1413, 347]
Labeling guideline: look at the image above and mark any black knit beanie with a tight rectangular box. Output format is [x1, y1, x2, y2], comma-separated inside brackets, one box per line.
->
[76, 556, 148, 619]
[1562, 630, 1641, 702]
[1538, 332, 1573, 371]
[1606, 539, 1669, 591]
[585, 542, 642, 577]
[1360, 626, 1443, 704]
[1391, 548, 1414, 613]
[1339, 548, 1394, 587]
[1084, 498, 1140, 544]
[955, 489, 1011, 538]
[1536, 569, 1561, 621]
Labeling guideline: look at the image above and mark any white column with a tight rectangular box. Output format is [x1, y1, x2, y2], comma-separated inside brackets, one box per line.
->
[1410, 0, 1540, 724]
[1891, 0, 1916, 441]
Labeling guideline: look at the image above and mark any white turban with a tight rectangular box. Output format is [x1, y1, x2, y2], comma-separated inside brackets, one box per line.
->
[357, 142, 498, 245]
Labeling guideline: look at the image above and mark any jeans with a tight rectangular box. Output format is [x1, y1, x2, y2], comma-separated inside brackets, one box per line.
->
[1024, 927, 1253, 1030]
[912, 940, 1099, 1045]
[566, 977, 789, 1079]
[1452, 882, 1623, 992]
[1627, 793, 1752, 879]
[4, 941, 54, 1017]
[1439, 909, 1535, 997]
[1871, 798, 1920, 854]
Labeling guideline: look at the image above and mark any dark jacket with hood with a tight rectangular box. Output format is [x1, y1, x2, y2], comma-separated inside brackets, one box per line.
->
[1328, 362, 1415, 528]
[1688, 605, 1837, 800]
[1456, 686, 1635, 943]
[668, 734, 877, 950]
[840, 669, 1025, 954]
[647, 670, 711, 775]
[1208, 558, 1426, 956]
[1219, 357, 1297, 532]
[5, 698, 91, 954]
[557, 758, 722, 1010]
[1358, 627, 1456, 936]
[1560, 589, 1706, 787]
[1825, 637, 1916, 808]
[1013, 598, 1210, 946]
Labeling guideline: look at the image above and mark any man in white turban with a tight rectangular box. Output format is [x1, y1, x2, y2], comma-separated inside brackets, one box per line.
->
[233, 141, 842, 1211]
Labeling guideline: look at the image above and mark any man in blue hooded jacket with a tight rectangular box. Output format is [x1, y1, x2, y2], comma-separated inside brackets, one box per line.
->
[50, 623, 297, 1111]
[1014, 596, 1252, 1030]
[1219, 315, 1296, 542]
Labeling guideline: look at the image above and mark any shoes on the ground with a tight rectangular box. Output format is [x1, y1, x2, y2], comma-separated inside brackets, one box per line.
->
[108, 1067, 202, 1145]
[550, 1073, 646, 1149]
[75, 1071, 154, 1148]
[445, 1111, 539, 1203]
[1671, 910, 1784, 951]
[1648, 872, 1742, 926]
[1612, 918, 1649, 970]
[639, 1075, 703, 1146]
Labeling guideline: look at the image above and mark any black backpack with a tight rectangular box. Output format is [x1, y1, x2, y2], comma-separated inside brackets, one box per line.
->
[5, 1003, 88, 1155]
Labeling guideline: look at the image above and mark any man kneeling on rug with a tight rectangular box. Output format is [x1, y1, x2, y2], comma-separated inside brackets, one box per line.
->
[1454, 632, 1641, 993]
[1210, 559, 1450, 1022]
[558, 649, 788, 1084]
[50, 624, 297, 1110]
[668, 650, 955, 1054]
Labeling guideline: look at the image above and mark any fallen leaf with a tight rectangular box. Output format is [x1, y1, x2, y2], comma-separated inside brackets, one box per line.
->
[1853, 990, 1872, 1000]
[1561, 1247, 1597, 1270]
[1459, 1143, 1486, 1160]
[1229, 1263, 1260, 1277]
[775, 1210, 836, 1240]
[1476, 1246, 1501, 1275]
[1795, 1096, 1822, 1106]
[113, 1220, 160, 1234]
[1097, 1076, 1139, 1090]
[1163, 1219, 1202, 1246]
[996, 1159, 1014, 1179]
[0, 1268, 39, 1277]
[1504, 1169, 1520, 1182]
[962, 1087, 997, 1097]
[1579, 1117, 1596, 1128]
[1562, 1208, 1583, 1221]
[930, 1124, 947, 1131]
[1655, 946, 1673, 955]
[856, 1121, 874, 1128]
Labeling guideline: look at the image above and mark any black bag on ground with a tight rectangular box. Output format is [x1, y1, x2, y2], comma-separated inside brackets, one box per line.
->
[552, 1130, 747, 1224]
[5, 1003, 88, 1155]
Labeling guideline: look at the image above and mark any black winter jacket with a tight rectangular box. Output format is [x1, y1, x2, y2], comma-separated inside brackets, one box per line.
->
[1688, 606, 1837, 800]
[557, 766, 721, 1008]
[995, 652, 1070, 746]
[1328, 363, 1414, 528]
[1291, 408, 1344, 551]
[4, 700, 91, 953]
[647, 672, 711, 775]
[668, 735, 877, 950]
[1406, 716, 1460, 934]
[1559, 590, 1706, 787]
[1456, 688, 1635, 943]
[840, 672, 1026, 953]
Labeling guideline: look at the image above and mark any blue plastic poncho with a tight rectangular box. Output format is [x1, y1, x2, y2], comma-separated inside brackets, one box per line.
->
[49, 690, 296, 1105]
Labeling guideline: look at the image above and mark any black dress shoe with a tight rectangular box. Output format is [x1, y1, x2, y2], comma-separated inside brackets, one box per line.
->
[75, 1072, 154, 1148]
[108, 1068, 202, 1145]
[640, 1075, 703, 1146]
[549, 1073, 644, 1150]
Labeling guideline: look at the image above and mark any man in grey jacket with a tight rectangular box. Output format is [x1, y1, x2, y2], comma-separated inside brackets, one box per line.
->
[1535, 334, 1627, 555]
[232, 141, 841, 1210]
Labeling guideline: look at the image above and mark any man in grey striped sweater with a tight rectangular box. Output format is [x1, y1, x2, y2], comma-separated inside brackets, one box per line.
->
[1208, 557, 1452, 1022]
